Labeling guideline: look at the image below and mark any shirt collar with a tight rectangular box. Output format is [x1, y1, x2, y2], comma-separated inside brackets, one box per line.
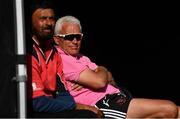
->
[56, 46, 82, 60]
[56, 46, 66, 54]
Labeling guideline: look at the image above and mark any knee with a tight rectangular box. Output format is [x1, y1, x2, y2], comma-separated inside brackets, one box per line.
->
[160, 100, 178, 118]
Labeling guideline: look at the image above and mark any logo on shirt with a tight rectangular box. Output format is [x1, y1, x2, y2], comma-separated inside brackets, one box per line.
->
[32, 83, 41, 91]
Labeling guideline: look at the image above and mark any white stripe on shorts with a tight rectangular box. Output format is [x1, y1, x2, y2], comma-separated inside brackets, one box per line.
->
[104, 114, 125, 119]
[100, 108, 126, 119]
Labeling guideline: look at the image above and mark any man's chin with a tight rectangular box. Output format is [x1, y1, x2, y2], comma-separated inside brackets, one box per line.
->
[70, 51, 78, 56]
[42, 34, 53, 40]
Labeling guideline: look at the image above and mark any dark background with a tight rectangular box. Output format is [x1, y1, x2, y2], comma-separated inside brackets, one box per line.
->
[0, 0, 17, 117]
[54, 0, 180, 105]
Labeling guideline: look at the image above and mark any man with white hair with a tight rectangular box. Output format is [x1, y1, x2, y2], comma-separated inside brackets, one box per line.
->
[54, 15, 180, 119]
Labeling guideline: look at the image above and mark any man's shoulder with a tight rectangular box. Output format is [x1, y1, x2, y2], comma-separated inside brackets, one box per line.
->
[77, 53, 89, 59]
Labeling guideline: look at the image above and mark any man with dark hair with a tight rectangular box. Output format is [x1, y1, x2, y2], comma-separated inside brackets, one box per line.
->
[26, 0, 102, 118]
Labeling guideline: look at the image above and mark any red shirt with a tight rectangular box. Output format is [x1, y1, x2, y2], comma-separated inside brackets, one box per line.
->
[27, 38, 67, 98]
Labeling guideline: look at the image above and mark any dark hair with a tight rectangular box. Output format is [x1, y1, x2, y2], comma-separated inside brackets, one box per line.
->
[25, 0, 56, 17]
[31, 0, 55, 15]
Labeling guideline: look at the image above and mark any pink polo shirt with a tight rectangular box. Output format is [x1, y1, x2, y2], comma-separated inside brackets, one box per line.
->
[56, 47, 120, 106]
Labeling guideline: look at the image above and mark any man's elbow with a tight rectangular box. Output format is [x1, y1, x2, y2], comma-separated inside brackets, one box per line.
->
[93, 78, 108, 89]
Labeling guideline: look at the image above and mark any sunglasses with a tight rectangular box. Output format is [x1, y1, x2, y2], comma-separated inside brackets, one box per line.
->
[55, 33, 83, 41]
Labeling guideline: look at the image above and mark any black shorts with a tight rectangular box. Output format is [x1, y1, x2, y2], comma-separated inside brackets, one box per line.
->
[95, 88, 132, 119]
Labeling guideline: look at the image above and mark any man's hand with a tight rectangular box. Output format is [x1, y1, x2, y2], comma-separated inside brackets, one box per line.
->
[76, 103, 104, 118]
[71, 83, 83, 91]
[107, 72, 117, 86]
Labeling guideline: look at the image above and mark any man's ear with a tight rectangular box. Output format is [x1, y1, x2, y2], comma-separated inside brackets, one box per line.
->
[53, 36, 59, 45]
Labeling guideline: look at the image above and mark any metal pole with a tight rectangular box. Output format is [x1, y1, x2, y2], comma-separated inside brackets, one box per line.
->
[14, 0, 27, 118]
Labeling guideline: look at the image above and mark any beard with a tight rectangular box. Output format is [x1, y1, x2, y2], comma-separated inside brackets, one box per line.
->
[39, 32, 53, 41]
[32, 26, 54, 41]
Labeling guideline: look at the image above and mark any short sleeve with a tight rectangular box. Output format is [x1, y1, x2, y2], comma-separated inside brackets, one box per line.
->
[60, 54, 97, 82]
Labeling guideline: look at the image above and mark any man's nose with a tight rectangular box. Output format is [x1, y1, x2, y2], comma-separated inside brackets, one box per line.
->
[72, 38, 78, 43]
[46, 18, 54, 25]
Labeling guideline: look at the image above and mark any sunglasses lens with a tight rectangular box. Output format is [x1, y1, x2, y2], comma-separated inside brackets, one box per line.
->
[64, 34, 82, 41]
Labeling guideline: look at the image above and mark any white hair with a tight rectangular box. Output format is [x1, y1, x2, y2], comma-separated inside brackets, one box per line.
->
[54, 15, 82, 35]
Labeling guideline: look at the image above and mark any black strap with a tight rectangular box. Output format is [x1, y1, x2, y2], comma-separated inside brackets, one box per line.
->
[16, 54, 26, 64]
